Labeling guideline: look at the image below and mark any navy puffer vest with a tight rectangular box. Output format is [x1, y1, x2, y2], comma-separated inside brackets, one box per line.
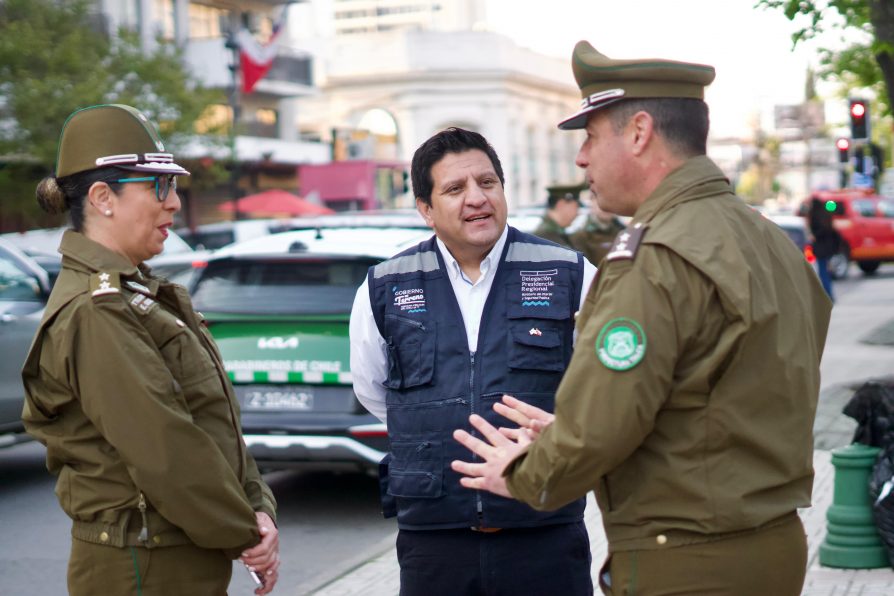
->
[368, 227, 586, 530]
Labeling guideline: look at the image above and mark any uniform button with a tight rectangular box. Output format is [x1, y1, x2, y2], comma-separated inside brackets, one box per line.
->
[153, 536, 162, 545]
[656, 534, 667, 545]
[99, 531, 109, 542]
[175, 319, 186, 327]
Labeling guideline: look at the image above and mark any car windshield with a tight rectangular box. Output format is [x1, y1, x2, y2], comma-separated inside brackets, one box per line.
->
[853, 199, 878, 217]
[0, 250, 42, 303]
[192, 257, 378, 315]
[879, 200, 894, 218]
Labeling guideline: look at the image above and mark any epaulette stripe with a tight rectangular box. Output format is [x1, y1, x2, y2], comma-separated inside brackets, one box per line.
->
[506, 242, 578, 264]
[373, 251, 439, 279]
[606, 223, 647, 262]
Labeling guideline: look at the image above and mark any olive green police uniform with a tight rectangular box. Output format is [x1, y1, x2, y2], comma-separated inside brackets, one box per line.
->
[22, 231, 276, 595]
[21, 104, 276, 595]
[533, 214, 574, 248]
[570, 216, 626, 266]
[503, 44, 832, 595]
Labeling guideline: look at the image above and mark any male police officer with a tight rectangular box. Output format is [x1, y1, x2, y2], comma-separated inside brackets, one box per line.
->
[533, 184, 583, 248]
[350, 128, 596, 595]
[451, 43, 832, 595]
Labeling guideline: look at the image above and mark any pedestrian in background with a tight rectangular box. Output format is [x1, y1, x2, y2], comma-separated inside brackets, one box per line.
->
[451, 42, 832, 596]
[22, 104, 279, 595]
[349, 127, 596, 595]
[532, 184, 582, 248]
[571, 191, 627, 265]
[808, 195, 843, 301]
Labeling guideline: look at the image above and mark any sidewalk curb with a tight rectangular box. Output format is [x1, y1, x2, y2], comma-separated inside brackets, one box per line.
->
[292, 530, 398, 595]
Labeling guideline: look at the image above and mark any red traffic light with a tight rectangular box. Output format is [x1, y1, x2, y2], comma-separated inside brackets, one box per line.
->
[851, 102, 866, 118]
[836, 138, 850, 150]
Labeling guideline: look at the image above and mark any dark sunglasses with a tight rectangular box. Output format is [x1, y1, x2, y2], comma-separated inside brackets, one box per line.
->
[113, 175, 177, 202]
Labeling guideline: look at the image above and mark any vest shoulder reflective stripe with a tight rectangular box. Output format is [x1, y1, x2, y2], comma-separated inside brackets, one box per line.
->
[373, 250, 439, 279]
[506, 241, 579, 263]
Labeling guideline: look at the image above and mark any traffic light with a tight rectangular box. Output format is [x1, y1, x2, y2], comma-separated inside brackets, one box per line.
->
[836, 138, 850, 163]
[849, 98, 869, 140]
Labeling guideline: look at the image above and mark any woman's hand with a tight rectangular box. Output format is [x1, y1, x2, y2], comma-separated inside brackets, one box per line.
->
[240, 512, 280, 594]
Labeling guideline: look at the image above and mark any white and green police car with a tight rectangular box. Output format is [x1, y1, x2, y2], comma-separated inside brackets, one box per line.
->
[188, 226, 431, 472]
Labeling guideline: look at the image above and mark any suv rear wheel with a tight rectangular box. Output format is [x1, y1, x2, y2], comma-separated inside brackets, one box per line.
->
[829, 248, 850, 280]
[858, 260, 881, 276]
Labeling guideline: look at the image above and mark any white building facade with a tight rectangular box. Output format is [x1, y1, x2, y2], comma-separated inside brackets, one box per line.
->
[294, 27, 585, 207]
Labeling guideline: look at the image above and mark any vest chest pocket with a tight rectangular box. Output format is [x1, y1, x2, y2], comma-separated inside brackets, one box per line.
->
[383, 314, 436, 389]
[387, 440, 443, 498]
[507, 323, 564, 372]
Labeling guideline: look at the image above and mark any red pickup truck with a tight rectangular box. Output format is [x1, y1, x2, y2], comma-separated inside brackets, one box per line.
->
[800, 189, 894, 278]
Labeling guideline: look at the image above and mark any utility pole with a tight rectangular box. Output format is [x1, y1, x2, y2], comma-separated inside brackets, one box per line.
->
[224, 20, 243, 221]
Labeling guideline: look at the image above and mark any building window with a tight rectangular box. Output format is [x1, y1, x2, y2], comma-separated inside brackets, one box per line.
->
[255, 108, 278, 126]
[189, 3, 226, 39]
[195, 104, 232, 134]
[152, 0, 175, 40]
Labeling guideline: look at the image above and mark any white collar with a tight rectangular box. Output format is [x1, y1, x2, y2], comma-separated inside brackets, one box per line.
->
[436, 226, 509, 285]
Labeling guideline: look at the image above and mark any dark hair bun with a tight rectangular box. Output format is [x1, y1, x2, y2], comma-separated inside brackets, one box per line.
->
[36, 177, 68, 214]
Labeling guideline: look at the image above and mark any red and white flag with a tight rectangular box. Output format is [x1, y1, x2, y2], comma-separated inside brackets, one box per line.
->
[237, 8, 286, 94]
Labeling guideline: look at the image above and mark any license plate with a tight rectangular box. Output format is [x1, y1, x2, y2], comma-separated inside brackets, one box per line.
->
[243, 389, 314, 410]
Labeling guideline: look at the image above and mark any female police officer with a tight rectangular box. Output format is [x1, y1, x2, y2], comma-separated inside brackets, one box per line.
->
[22, 104, 279, 595]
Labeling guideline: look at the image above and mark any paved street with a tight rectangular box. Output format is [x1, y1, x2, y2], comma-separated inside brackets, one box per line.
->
[0, 445, 394, 595]
[1, 266, 892, 596]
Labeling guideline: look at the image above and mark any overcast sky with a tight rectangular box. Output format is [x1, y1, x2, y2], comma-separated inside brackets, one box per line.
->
[485, 0, 859, 138]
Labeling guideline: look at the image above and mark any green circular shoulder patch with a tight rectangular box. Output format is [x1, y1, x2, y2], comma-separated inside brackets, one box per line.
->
[595, 317, 647, 371]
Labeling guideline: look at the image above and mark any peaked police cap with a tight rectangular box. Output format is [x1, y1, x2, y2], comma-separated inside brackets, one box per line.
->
[558, 41, 716, 130]
[55, 104, 189, 178]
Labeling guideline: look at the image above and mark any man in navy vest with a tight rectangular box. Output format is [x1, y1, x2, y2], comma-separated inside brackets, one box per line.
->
[350, 127, 597, 595]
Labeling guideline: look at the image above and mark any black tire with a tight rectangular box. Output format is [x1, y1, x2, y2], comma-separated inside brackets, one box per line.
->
[858, 260, 881, 276]
[829, 249, 850, 280]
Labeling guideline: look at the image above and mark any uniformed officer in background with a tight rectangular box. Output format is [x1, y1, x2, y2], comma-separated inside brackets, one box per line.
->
[532, 184, 583, 247]
[22, 104, 279, 595]
[451, 42, 832, 595]
[571, 191, 626, 266]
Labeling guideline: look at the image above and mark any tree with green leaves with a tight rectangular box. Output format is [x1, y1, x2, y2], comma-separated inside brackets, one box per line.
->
[0, 0, 225, 230]
[756, 0, 894, 117]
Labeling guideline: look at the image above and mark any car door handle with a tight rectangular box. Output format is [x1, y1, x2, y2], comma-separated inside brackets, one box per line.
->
[1, 313, 17, 323]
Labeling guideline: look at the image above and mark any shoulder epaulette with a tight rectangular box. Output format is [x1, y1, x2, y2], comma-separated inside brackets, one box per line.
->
[606, 222, 648, 262]
[90, 271, 121, 298]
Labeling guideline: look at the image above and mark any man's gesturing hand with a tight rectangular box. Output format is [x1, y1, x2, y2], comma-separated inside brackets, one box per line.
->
[451, 414, 531, 499]
[493, 394, 555, 441]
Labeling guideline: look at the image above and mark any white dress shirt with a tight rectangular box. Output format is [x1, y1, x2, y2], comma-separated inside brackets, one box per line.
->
[349, 226, 597, 422]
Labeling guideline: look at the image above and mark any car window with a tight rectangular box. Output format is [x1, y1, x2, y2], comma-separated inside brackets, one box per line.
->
[777, 224, 806, 250]
[192, 257, 378, 315]
[853, 199, 878, 217]
[879, 200, 894, 218]
[0, 252, 42, 302]
[194, 230, 236, 251]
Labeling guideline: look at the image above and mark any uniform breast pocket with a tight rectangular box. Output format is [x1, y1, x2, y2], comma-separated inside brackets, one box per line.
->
[383, 314, 436, 390]
[507, 322, 565, 372]
[145, 315, 218, 390]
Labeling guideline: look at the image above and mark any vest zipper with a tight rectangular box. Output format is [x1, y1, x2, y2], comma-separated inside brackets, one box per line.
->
[470, 351, 484, 523]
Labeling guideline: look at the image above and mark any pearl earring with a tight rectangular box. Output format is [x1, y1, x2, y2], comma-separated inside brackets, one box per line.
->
[104, 210, 112, 216]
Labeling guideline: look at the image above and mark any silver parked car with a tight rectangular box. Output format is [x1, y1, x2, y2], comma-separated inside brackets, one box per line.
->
[0, 238, 49, 446]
